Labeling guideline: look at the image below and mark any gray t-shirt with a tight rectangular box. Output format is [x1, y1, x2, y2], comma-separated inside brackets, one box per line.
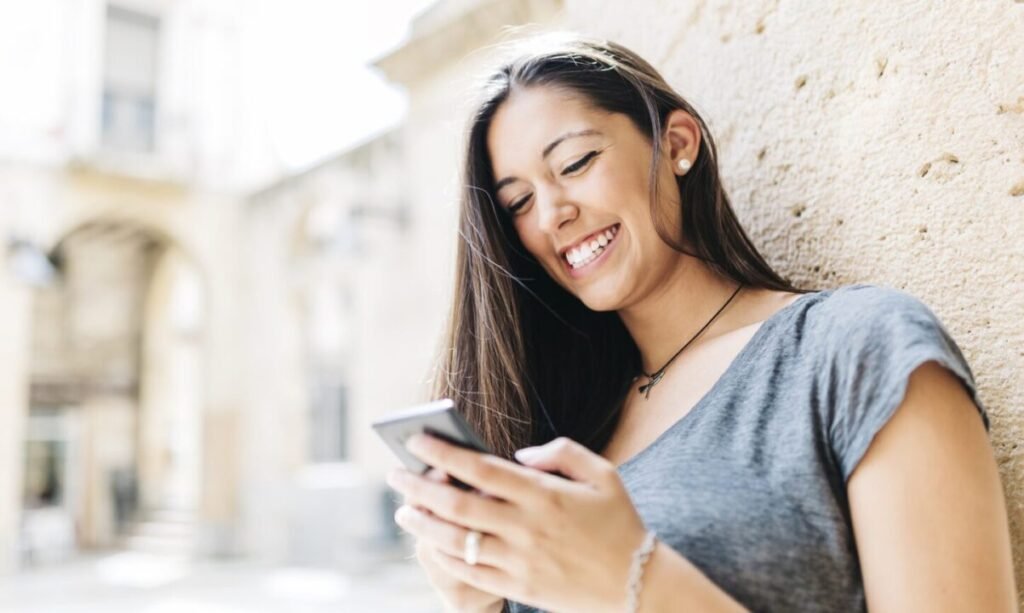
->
[508, 283, 990, 612]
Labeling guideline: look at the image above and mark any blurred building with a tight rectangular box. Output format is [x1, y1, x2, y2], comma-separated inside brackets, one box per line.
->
[241, 0, 563, 566]
[0, 0, 564, 576]
[0, 0, 279, 572]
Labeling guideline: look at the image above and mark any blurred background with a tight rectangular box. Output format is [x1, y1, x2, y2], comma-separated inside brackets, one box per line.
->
[0, 0, 564, 610]
[2, 0, 1022, 611]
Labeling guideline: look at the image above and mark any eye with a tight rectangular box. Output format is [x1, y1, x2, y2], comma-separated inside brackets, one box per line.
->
[503, 150, 602, 216]
[561, 150, 601, 176]
[507, 195, 530, 215]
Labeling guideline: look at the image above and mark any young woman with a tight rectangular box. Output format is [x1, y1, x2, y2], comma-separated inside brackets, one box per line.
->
[386, 33, 1017, 612]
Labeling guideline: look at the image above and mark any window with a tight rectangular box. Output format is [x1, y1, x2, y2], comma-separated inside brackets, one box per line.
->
[101, 6, 160, 152]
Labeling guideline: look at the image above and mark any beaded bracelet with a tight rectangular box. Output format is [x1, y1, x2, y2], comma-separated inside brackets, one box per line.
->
[625, 530, 658, 613]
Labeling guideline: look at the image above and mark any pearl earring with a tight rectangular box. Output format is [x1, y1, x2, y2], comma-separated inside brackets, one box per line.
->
[676, 158, 692, 174]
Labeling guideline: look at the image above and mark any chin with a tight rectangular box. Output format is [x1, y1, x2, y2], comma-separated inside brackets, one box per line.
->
[574, 287, 624, 312]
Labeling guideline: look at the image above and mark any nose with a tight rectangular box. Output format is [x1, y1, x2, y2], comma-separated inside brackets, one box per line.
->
[535, 185, 576, 235]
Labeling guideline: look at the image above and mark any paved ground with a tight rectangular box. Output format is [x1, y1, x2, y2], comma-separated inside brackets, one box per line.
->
[0, 550, 444, 613]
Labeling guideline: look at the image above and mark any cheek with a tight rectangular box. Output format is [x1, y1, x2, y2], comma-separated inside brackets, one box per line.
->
[515, 224, 554, 265]
[515, 225, 574, 287]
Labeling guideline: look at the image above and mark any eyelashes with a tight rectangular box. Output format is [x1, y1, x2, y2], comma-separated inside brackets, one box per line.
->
[563, 150, 600, 174]
[506, 150, 602, 214]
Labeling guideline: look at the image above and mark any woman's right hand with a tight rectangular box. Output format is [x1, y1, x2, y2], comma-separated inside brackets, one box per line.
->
[406, 468, 506, 613]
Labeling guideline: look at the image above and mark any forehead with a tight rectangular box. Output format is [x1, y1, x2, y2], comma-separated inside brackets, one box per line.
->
[486, 86, 608, 177]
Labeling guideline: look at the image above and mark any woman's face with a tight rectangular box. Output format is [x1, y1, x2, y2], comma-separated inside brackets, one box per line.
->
[486, 85, 695, 312]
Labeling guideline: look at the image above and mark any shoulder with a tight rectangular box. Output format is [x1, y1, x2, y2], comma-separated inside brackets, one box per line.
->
[811, 283, 991, 468]
[804, 283, 948, 352]
[810, 283, 937, 327]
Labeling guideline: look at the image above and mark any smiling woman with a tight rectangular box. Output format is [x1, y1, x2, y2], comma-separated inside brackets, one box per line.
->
[452, 34, 809, 461]
[387, 31, 1018, 613]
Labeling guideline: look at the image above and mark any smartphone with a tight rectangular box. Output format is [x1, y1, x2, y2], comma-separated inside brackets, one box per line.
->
[371, 398, 495, 491]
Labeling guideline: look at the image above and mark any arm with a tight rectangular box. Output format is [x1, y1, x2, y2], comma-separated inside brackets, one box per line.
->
[633, 542, 749, 612]
[847, 361, 1018, 612]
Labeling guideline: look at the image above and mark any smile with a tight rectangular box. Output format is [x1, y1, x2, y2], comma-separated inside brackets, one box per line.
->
[562, 224, 620, 277]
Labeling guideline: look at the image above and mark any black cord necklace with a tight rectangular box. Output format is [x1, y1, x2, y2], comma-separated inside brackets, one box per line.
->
[635, 283, 744, 399]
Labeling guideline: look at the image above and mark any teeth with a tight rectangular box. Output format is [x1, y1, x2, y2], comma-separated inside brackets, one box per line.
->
[572, 246, 603, 268]
[564, 224, 619, 269]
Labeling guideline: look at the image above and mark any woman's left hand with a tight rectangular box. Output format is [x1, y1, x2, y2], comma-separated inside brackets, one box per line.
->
[387, 434, 650, 613]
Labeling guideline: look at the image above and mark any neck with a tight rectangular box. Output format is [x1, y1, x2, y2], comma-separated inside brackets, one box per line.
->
[617, 256, 743, 374]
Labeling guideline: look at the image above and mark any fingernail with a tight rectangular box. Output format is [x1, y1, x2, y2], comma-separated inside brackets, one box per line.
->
[405, 434, 426, 453]
[515, 447, 541, 462]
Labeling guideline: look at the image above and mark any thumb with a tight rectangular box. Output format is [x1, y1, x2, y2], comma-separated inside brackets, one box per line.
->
[514, 436, 612, 485]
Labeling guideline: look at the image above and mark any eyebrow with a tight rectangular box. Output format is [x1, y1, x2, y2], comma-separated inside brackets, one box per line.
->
[493, 129, 603, 193]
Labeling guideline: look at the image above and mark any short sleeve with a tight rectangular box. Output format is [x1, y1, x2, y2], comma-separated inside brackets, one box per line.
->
[819, 285, 990, 484]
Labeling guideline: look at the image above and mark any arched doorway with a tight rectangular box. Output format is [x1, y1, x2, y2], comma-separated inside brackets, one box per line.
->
[21, 218, 207, 562]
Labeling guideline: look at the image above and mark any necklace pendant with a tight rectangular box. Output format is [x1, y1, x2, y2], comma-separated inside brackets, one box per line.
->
[637, 371, 665, 399]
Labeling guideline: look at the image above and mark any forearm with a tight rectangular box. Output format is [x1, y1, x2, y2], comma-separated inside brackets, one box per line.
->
[636, 542, 749, 612]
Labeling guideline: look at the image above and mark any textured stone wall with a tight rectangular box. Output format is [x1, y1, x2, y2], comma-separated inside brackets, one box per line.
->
[560, 0, 1024, 597]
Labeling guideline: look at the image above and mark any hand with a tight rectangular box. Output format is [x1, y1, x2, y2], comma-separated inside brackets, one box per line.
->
[386, 435, 649, 613]
[398, 468, 506, 613]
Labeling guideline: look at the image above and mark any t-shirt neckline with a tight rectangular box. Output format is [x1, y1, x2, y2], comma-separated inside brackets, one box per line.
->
[615, 289, 822, 473]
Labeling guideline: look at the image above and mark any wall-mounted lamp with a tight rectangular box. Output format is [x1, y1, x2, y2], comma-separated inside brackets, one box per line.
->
[6, 238, 61, 287]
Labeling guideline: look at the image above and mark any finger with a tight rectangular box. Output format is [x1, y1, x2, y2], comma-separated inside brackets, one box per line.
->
[430, 547, 511, 598]
[426, 467, 481, 494]
[513, 436, 617, 487]
[404, 433, 556, 505]
[387, 468, 516, 537]
[424, 467, 448, 482]
[395, 468, 452, 508]
[394, 505, 508, 569]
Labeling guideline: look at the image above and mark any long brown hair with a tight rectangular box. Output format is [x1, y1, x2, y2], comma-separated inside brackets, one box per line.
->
[431, 32, 810, 460]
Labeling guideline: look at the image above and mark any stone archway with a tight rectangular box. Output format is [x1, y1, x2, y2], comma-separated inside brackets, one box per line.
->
[22, 217, 209, 558]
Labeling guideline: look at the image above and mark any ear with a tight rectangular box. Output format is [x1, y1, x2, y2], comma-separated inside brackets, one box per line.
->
[662, 109, 702, 174]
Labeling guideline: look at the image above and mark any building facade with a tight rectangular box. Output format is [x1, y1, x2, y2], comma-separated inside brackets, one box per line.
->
[0, 0, 276, 571]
